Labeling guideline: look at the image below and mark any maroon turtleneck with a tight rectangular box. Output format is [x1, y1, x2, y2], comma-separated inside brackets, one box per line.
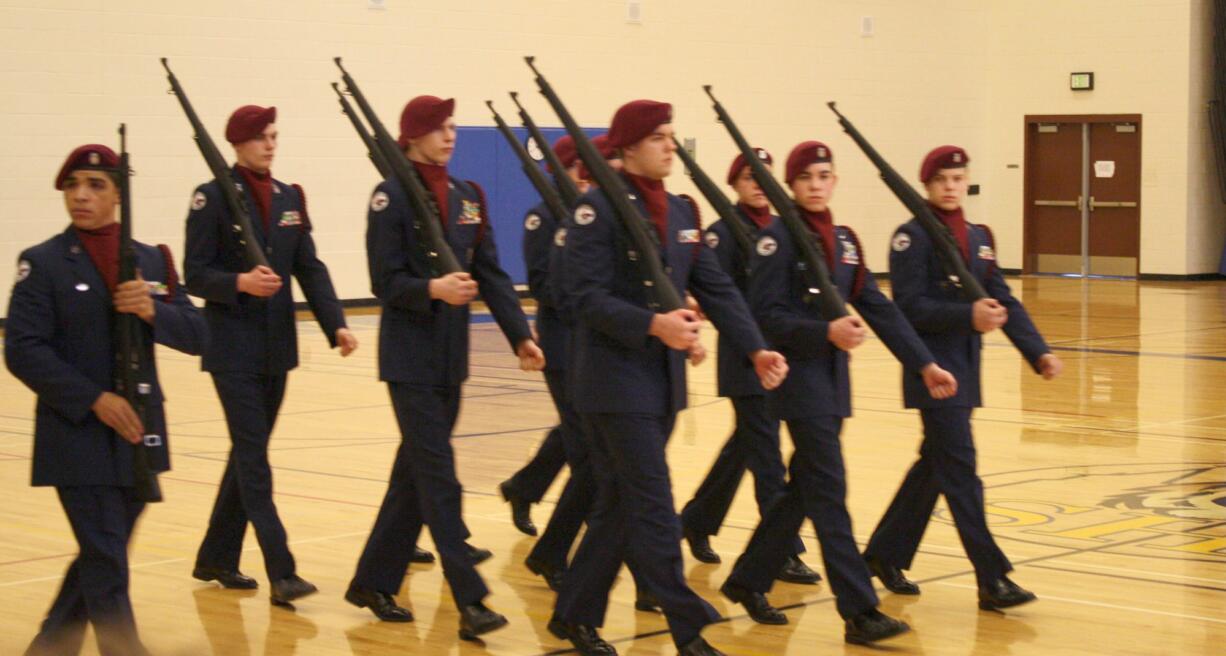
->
[413, 161, 450, 227]
[75, 222, 121, 292]
[624, 171, 669, 244]
[801, 207, 837, 269]
[738, 202, 772, 230]
[235, 165, 273, 232]
[930, 203, 969, 260]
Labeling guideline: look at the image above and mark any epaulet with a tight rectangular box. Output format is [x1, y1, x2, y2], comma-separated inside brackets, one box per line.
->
[466, 179, 490, 245]
[840, 225, 869, 301]
[291, 183, 312, 232]
[678, 193, 702, 229]
[157, 244, 179, 298]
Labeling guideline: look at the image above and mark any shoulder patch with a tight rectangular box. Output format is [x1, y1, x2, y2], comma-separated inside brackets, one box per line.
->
[191, 190, 207, 211]
[756, 235, 778, 257]
[15, 259, 31, 283]
[524, 213, 542, 231]
[705, 230, 720, 249]
[892, 232, 912, 252]
[370, 190, 390, 212]
[553, 227, 568, 247]
[574, 204, 596, 226]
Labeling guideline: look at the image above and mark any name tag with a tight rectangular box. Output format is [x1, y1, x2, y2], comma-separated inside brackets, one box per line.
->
[278, 211, 302, 227]
[677, 229, 700, 244]
[458, 200, 483, 224]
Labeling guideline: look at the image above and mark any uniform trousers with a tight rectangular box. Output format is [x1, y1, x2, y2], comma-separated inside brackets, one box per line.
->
[503, 424, 567, 504]
[863, 407, 1011, 586]
[196, 372, 296, 581]
[554, 413, 718, 648]
[525, 370, 590, 569]
[350, 383, 488, 607]
[26, 486, 146, 656]
[727, 416, 878, 619]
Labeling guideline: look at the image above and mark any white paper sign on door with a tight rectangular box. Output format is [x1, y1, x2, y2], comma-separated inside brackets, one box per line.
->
[1094, 160, 1116, 178]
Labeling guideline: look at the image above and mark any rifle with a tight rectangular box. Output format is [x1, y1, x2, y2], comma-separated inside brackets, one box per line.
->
[486, 101, 572, 227]
[333, 82, 393, 179]
[509, 91, 582, 209]
[115, 124, 163, 503]
[160, 58, 269, 269]
[333, 57, 461, 275]
[703, 86, 848, 319]
[670, 136, 754, 261]
[827, 103, 987, 301]
[524, 57, 683, 312]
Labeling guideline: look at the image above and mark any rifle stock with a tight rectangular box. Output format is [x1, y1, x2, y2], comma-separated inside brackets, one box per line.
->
[333, 82, 393, 179]
[670, 137, 754, 260]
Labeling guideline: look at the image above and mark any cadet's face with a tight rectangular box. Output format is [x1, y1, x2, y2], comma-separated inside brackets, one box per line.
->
[409, 117, 458, 165]
[622, 124, 675, 180]
[926, 167, 969, 210]
[62, 170, 119, 230]
[731, 165, 769, 209]
[234, 123, 277, 173]
[790, 162, 838, 212]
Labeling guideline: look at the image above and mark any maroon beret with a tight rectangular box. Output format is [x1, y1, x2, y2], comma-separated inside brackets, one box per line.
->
[553, 135, 577, 169]
[607, 100, 672, 149]
[785, 140, 833, 184]
[225, 105, 277, 144]
[726, 147, 773, 185]
[919, 145, 970, 183]
[398, 95, 455, 146]
[54, 144, 119, 190]
[592, 134, 616, 160]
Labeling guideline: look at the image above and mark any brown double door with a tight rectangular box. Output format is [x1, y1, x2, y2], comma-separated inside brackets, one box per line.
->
[1024, 115, 1142, 276]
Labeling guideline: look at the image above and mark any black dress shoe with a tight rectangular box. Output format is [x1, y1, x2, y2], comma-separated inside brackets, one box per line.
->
[776, 555, 822, 585]
[978, 576, 1037, 610]
[719, 581, 787, 625]
[410, 546, 435, 564]
[524, 556, 565, 592]
[683, 528, 720, 564]
[865, 555, 920, 595]
[500, 481, 538, 536]
[678, 637, 726, 655]
[844, 608, 910, 645]
[550, 621, 617, 655]
[270, 575, 318, 606]
[466, 543, 493, 565]
[344, 584, 413, 622]
[192, 566, 258, 590]
[458, 602, 508, 640]
[634, 588, 660, 613]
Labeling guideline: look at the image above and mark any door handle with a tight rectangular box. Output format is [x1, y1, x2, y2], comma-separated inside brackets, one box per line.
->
[1088, 196, 1138, 210]
[1034, 196, 1084, 211]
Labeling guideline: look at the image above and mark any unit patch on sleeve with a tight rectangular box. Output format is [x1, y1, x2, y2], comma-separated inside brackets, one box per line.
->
[191, 191, 207, 211]
[704, 231, 720, 249]
[370, 190, 390, 212]
[524, 214, 542, 231]
[574, 204, 596, 226]
[756, 235, 778, 256]
[15, 259, 31, 283]
[892, 233, 912, 252]
[553, 227, 568, 247]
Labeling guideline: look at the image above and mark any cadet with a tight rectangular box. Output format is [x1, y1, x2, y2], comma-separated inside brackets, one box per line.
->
[551, 100, 788, 656]
[679, 148, 821, 586]
[862, 145, 1062, 610]
[187, 105, 357, 606]
[9, 144, 207, 656]
[720, 141, 958, 645]
[348, 95, 544, 639]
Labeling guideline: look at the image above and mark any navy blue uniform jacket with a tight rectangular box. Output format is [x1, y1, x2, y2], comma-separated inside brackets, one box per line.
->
[366, 176, 532, 386]
[749, 221, 934, 420]
[563, 181, 766, 417]
[184, 167, 346, 374]
[5, 228, 207, 487]
[523, 202, 570, 372]
[889, 218, 1049, 408]
[703, 207, 772, 398]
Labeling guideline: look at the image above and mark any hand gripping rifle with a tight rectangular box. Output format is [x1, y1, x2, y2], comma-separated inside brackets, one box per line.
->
[827, 103, 987, 301]
[115, 124, 163, 503]
[333, 58, 461, 275]
[487, 100, 572, 227]
[704, 86, 848, 319]
[161, 58, 269, 269]
[333, 82, 393, 179]
[670, 137, 754, 261]
[508, 91, 582, 209]
[525, 57, 683, 312]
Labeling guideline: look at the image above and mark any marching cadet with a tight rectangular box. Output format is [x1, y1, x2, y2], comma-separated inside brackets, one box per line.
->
[550, 100, 789, 656]
[862, 145, 1062, 610]
[498, 135, 579, 537]
[679, 148, 822, 586]
[348, 95, 544, 639]
[9, 144, 207, 656]
[720, 141, 958, 645]
[187, 105, 357, 606]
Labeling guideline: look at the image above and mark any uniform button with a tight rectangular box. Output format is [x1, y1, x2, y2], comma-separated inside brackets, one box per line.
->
[70, 245, 82, 254]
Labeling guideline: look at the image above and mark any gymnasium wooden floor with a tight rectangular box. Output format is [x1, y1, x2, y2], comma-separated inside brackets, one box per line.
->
[2, 276, 1224, 655]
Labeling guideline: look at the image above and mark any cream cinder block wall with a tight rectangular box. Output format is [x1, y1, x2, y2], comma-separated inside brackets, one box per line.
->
[983, 0, 1220, 276]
